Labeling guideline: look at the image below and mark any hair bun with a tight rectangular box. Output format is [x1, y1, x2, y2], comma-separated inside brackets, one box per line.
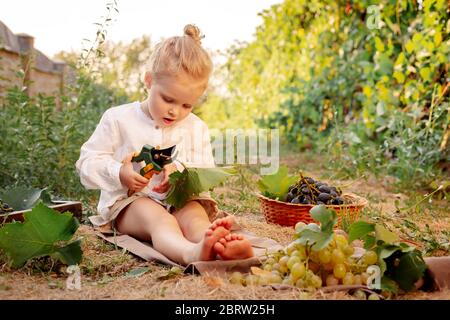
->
[183, 24, 203, 45]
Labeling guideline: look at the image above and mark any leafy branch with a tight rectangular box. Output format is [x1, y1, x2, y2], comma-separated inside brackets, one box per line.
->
[348, 221, 427, 293]
[165, 165, 236, 209]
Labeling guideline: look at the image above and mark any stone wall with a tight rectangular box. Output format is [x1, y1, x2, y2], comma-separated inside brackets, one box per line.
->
[0, 49, 22, 94]
[0, 20, 67, 106]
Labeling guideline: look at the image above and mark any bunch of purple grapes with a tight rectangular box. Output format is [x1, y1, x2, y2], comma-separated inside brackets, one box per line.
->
[0, 199, 13, 214]
[285, 176, 344, 205]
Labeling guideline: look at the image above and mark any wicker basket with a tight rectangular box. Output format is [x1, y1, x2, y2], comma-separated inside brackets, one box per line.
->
[257, 193, 368, 228]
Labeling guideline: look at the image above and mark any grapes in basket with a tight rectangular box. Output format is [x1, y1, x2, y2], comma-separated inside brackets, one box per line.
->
[0, 199, 14, 214]
[285, 175, 344, 205]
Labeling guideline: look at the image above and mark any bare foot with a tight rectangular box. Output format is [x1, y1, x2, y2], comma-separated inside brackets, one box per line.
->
[214, 234, 254, 260]
[210, 216, 235, 232]
[184, 226, 230, 264]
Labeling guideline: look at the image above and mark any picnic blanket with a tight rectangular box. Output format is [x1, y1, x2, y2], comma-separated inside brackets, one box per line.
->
[96, 211, 284, 275]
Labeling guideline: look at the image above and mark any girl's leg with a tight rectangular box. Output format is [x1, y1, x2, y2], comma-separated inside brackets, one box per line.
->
[115, 197, 229, 265]
[172, 200, 235, 243]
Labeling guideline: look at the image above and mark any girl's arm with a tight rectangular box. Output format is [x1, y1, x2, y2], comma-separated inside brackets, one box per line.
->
[75, 110, 125, 192]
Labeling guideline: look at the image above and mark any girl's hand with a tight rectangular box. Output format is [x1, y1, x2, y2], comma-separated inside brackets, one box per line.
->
[152, 163, 178, 193]
[119, 153, 149, 191]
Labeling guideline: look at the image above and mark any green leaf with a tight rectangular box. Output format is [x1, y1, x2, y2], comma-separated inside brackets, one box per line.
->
[388, 250, 427, 291]
[405, 40, 414, 53]
[294, 229, 333, 251]
[378, 54, 393, 75]
[380, 276, 399, 293]
[294, 206, 337, 251]
[419, 67, 431, 81]
[310, 205, 337, 234]
[412, 33, 423, 45]
[394, 52, 405, 66]
[166, 170, 191, 209]
[52, 239, 82, 266]
[348, 221, 375, 242]
[196, 166, 236, 191]
[377, 244, 401, 274]
[157, 266, 183, 280]
[434, 31, 442, 46]
[0, 202, 81, 268]
[0, 187, 53, 211]
[364, 235, 376, 250]
[398, 242, 416, 253]
[375, 225, 400, 244]
[374, 37, 385, 52]
[257, 165, 297, 200]
[393, 71, 405, 83]
[166, 166, 235, 209]
[124, 267, 150, 278]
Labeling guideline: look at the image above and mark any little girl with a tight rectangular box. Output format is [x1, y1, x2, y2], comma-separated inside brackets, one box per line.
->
[76, 24, 254, 265]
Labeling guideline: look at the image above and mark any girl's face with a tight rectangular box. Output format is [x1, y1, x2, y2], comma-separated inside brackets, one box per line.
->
[145, 72, 206, 127]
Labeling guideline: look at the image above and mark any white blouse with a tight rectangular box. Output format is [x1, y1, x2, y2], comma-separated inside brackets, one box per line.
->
[75, 101, 215, 226]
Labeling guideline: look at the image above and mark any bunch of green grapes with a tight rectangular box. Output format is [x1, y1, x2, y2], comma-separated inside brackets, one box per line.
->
[229, 222, 379, 289]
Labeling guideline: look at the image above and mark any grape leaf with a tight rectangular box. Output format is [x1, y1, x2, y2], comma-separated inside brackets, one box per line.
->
[0, 187, 53, 211]
[166, 166, 236, 209]
[348, 221, 398, 249]
[377, 243, 402, 274]
[294, 228, 334, 251]
[196, 167, 237, 191]
[345, 217, 429, 292]
[257, 165, 297, 200]
[166, 170, 194, 210]
[387, 250, 427, 291]
[0, 202, 81, 268]
[375, 225, 400, 244]
[380, 276, 399, 293]
[348, 221, 375, 242]
[294, 206, 337, 251]
[310, 205, 337, 234]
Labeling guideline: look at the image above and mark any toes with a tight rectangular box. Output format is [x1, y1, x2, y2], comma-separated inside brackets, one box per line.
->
[223, 216, 235, 229]
[214, 241, 226, 255]
[225, 215, 235, 223]
[231, 234, 243, 241]
[222, 233, 244, 242]
[211, 216, 235, 231]
[212, 226, 230, 239]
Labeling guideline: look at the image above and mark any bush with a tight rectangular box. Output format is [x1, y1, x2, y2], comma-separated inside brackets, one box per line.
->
[219, 0, 449, 186]
[0, 74, 128, 201]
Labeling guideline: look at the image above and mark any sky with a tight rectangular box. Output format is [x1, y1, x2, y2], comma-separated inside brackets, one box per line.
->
[1, 0, 282, 58]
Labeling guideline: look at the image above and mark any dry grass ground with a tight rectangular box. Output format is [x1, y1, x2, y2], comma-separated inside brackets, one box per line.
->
[0, 148, 448, 300]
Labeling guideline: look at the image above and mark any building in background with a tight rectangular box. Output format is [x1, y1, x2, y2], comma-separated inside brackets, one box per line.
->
[0, 20, 68, 106]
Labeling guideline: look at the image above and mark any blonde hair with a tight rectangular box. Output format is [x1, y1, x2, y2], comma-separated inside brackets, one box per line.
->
[148, 24, 213, 82]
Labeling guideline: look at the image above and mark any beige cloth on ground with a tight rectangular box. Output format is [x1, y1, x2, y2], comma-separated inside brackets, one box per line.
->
[96, 210, 283, 274]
